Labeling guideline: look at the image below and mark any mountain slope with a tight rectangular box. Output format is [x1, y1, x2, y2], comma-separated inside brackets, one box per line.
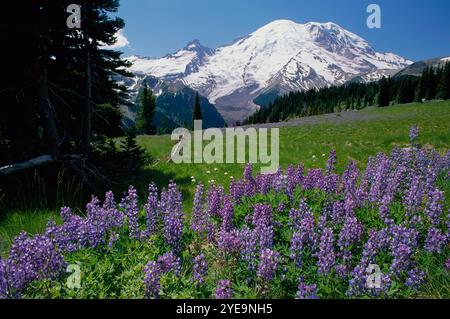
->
[393, 56, 450, 78]
[126, 19, 412, 124]
[116, 74, 226, 132]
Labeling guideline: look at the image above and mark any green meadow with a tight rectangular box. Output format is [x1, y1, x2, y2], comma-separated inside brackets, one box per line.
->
[1, 101, 450, 256]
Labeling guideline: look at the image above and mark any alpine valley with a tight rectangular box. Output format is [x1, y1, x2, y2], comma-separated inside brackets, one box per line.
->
[120, 19, 413, 127]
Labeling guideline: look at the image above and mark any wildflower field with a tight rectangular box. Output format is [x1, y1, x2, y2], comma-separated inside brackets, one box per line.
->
[0, 102, 449, 299]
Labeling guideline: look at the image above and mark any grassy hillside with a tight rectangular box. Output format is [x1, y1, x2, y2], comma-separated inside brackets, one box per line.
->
[134, 101, 450, 209]
[1, 101, 449, 256]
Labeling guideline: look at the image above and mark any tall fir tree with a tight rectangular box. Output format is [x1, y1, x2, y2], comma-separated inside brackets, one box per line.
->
[137, 82, 156, 135]
[1, 1, 130, 170]
[377, 77, 390, 107]
[425, 66, 438, 100]
[436, 62, 450, 100]
[193, 92, 203, 124]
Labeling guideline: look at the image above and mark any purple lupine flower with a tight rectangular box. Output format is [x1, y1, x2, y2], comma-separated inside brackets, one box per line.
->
[252, 204, 273, 249]
[316, 228, 336, 275]
[290, 205, 318, 267]
[348, 264, 392, 297]
[296, 277, 319, 299]
[409, 126, 419, 145]
[285, 165, 297, 198]
[144, 183, 159, 238]
[257, 249, 281, 282]
[383, 165, 407, 206]
[330, 201, 345, 225]
[343, 192, 358, 216]
[215, 280, 233, 299]
[103, 191, 116, 210]
[326, 149, 337, 175]
[157, 251, 181, 276]
[6, 232, 66, 296]
[318, 206, 330, 232]
[192, 254, 208, 285]
[120, 186, 141, 239]
[424, 188, 444, 226]
[289, 199, 310, 228]
[229, 178, 245, 204]
[0, 257, 25, 299]
[360, 229, 390, 267]
[276, 202, 287, 213]
[340, 160, 359, 194]
[405, 268, 426, 290]
[424, 227, 447, 253]
[240, 227, 258, 272]
[389, 225, 419, 276]
[445, 259, 450, 272]
[103, 193, 125, 230]
[338, 216, 364, 260]
[206, 184, 222, 218]
[368, 154, 390, 203]
[347, 264, 367, 297]
[162, 182, 184, 253]
[271, 170, 287, 194]
[295, 163, 305, 188]
[379, 196, 394, 227]
[144, 261, 161, 299]
[303, 169, 325, 190]
[403, 175, 424, 217]
[217, 229, 242, 254]
[220, 196, 234, 232]
[290, 230, 303, 267]
[243, 163, 256, 196]
[190, 183, 208, 234]
[255, 174, 272, 195]
[144, 251, 181, 299]
[60, 206, 73, 222]
[323, 173, 340, 194]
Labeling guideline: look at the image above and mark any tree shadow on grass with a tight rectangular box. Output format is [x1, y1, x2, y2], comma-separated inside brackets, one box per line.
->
[112, 166, 192, 205]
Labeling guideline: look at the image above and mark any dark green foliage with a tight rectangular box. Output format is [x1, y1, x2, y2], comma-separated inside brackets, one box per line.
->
[193, 92, 203, 122]
[437, 62, 450, 100]
[397, 78, 417, 104]
[120, 129, 148, 172]
[247, 63, 450, 125]
[377, 77, 390, 107]
[246, 82, 379, 125]
[154, 88, 225, 133]
[1, 0, 130, 167]
[137, 82, 156, 135]
[0, 1, 139, 208]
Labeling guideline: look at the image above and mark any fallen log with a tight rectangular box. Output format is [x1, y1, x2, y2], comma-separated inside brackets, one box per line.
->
[0, 155, 55, 176]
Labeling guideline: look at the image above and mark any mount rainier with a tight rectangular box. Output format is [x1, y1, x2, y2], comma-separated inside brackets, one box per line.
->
[125, 19, 412, 124]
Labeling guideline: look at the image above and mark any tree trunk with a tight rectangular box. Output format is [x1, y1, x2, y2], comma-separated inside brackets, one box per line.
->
[36, 47, 60, 158]
[81, 0, 92, 155]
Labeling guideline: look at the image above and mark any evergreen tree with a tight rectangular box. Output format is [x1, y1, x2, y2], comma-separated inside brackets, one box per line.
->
[1, 0, 129, 166]
[397, 78, 416, 104]
[377, 77, 390, 107]
[193, 92, 203, 123]
[137, 82, 156, 135]
[426, 67, 437, 100]
[437, 62, 450, 100]
[120, 128, 146, 171]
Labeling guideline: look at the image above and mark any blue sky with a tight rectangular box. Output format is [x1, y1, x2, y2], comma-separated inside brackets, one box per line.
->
[116, 0, 450, 61]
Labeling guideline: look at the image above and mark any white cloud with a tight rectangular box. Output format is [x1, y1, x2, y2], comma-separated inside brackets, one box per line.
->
[102, 29, 130, 50]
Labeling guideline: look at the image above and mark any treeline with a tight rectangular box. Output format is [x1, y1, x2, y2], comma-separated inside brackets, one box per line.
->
[246, 61, 450, 124]
[0, 1, 147, 206]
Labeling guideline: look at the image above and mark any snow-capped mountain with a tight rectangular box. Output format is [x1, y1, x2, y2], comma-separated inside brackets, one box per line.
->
[126, 20, 412, 124]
